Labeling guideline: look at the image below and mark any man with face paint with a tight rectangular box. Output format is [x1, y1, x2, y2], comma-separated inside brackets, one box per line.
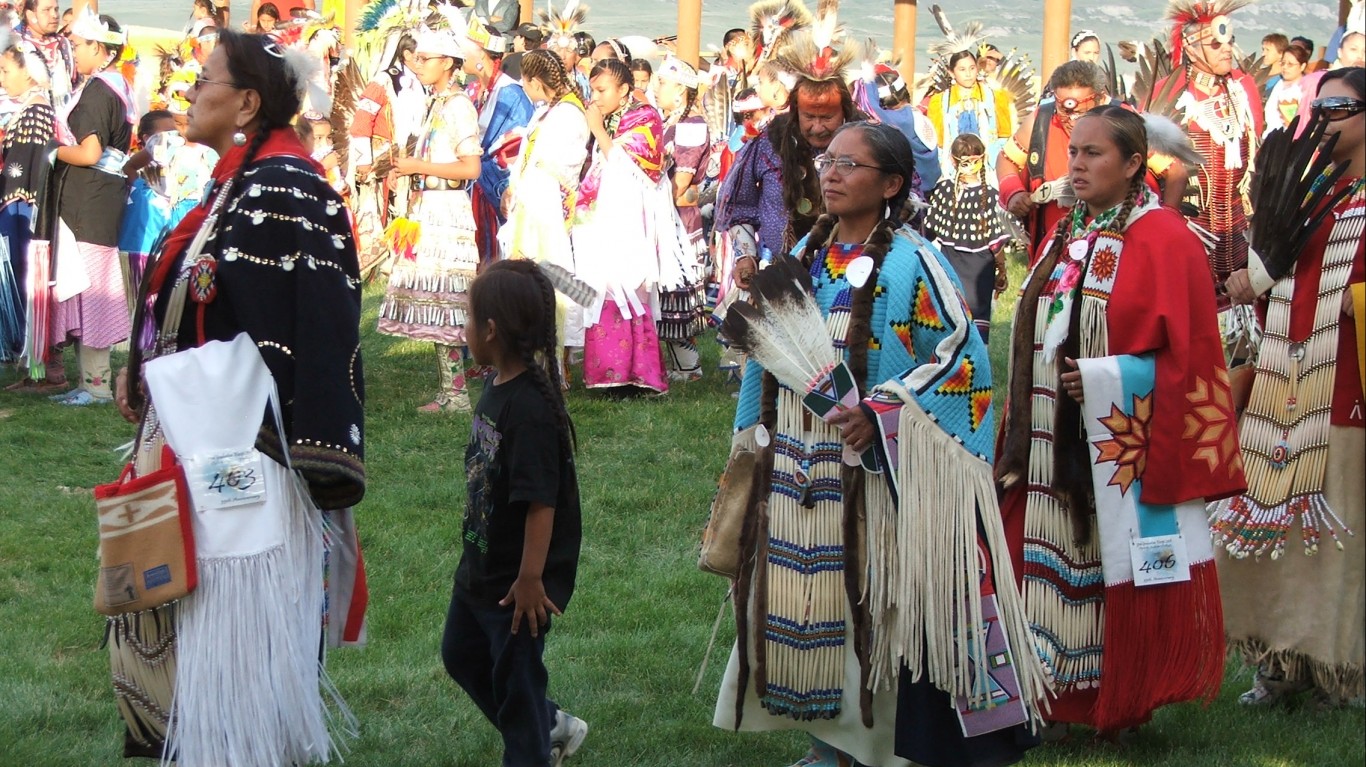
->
[1152, 0, 1262, 303]
[716, 75, 861, 289]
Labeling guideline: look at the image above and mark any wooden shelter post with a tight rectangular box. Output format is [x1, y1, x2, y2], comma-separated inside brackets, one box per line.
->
[893, 0, 916, 85]
[1041, 0, 1073, 85]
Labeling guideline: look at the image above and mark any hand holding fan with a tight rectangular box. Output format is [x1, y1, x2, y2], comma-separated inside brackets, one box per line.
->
[719, 256, 877, 470]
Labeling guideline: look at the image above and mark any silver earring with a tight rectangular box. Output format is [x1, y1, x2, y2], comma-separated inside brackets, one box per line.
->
[884, 201, 892, 220]
[232, 130, 247, 147]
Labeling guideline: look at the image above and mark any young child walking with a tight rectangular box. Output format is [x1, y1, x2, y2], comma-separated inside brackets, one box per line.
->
[442, 259, 588, 767]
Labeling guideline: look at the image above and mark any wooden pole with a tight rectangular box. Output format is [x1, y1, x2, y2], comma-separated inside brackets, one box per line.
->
[344, 0, 362, 47]
[1341, 0, 1352, 26]
[677, 0, 702, 67]
[893, 0, 916, 87]
[521, 0, 535, 26]
[1041, 0, 1072, 86]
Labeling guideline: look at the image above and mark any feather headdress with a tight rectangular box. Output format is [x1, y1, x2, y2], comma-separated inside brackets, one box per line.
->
[1165, 0, 1251, 68]
[927, 4, 984, 62]
[750, 0, 812, 64]
[538, 0, 590, 52]
[773, 1, 858, 86]
[994, 49, 1039, 122]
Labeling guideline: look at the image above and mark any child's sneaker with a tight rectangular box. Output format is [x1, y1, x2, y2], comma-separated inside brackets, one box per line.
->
[549, 709, 588, 766]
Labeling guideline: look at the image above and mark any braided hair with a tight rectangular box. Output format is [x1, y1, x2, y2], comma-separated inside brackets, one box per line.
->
[769, 78, 862, 249]
[468, 260, 576, 451]
[521, 48, 574, 100]
[999, 104, 1148, 541]
[216, 30, 306, 197]
[797, 121, 916, 394]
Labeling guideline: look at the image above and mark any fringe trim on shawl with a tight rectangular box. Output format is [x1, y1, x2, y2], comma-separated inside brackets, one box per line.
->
[1091, 562, 1225, 731]
[865, 389, 1050, 722]
[1232, 637, 1365, 702]
[162, 471, 356, 767]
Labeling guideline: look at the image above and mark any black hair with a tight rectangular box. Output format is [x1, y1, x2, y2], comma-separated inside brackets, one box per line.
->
[468, 259, 576, 451]
[1290, 35, 1315, 54]
[256, 2, 280, 20]
[770, 79, 862, 244]
[589, 57, 631, 89]
[193, 0, 226, 28]
[947, 49, 977, 71]
[574, 31, 595, 58]
[137, 109, 175, 141]
[1049, 60, 1107, 92]
[594, 38, 632, 66]
[723, 28, 748, 47]
[628, 58, 653, 77]
[874, 69, 909, 108]
[1318, 65, 1364, 97]
[90, 15, 126, 63]
[216, 30, 306, 195]
[522, 48, 574, 100]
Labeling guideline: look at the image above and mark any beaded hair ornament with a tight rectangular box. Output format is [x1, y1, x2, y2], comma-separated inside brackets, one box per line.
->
[69, 7, 127, 47]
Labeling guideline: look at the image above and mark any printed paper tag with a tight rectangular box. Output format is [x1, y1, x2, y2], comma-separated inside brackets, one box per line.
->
[185, 448, 267, 511]
[1129, 534, 1191, 587]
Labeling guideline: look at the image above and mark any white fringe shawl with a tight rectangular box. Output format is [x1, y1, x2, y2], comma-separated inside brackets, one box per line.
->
[163, 460, 356, 767]
[865, 383, 1051, 722]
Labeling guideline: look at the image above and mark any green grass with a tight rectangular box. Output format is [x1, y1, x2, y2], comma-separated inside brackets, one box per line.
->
[0, 268, 1361, 766]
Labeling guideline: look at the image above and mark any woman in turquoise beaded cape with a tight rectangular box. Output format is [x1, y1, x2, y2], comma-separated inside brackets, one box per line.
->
[713, 121, 1046, 767]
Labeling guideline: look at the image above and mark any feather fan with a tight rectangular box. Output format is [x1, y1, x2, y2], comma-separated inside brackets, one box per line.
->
[329, 57, 364, 178]
[994, 49, 1038, 123]
[1247, 112, 1355, 281]
[1134, 37, 1178, 115]
[1103, 44, 1132, 104]
[720, 257, 840, 396]
[702, 73, 734, 148]
[1237, 49, 1272, 92]
[540, 262, 600, 308]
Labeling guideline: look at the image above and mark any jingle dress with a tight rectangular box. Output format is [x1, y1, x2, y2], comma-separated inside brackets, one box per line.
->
[658, 112, 710, 378]
[1212, 181, 1365, 703]
[0, 92, 56, 367]
[716, 228, 1046, 767]
[997, 197, 1246, 732]
[573, 101, 668, 392]
[112, 128, 366, 765]
[501, 93, 589, 344]
[377, 86, 482, 407]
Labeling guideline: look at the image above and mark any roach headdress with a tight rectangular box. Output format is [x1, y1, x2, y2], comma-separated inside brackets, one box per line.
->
[750, 0, 813, 64]
[772, 0, 858, 86]
[538, 0, 589, 52]
[1165, 0, 1251, 68]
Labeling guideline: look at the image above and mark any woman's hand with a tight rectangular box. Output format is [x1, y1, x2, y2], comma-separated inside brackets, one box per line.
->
[829, 406, 877, 453]
[585, 102, 606, 133]
[393, 156, 421, 176]
[1060, 356, 1084, 404]
[114, 367, 139, 424]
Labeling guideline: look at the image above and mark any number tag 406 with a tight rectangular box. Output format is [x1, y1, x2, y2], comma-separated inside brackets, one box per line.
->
[1129, 533, 1191, 588]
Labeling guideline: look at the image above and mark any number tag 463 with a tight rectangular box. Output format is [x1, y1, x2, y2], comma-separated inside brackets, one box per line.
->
[1129, 534, 1191, 588]
[185, 448, 267, 511]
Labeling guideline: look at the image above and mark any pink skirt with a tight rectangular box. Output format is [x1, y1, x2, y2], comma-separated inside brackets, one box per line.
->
[50, 241, 130, 349]
[583, 298, 667, 393]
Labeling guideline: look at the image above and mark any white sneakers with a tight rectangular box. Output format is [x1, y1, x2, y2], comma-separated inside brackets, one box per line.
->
[549, 709, 588, 767]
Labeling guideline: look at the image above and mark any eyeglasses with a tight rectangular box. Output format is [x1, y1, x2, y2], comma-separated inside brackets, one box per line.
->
[813, 154, 887, 177]
[414, 54, 449, 64]
[189, 77, 242, 92]
[1311, 96, 1366, 121]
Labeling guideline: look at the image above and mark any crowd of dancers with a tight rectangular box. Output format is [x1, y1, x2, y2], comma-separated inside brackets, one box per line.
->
[0, 0, 1361, 765]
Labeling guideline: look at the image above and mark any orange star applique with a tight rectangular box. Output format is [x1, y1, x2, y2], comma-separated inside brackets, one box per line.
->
[1183, 368, 1244, 477]
[1094, 391, 1153, 495]
[1090, 245, 1118, 283]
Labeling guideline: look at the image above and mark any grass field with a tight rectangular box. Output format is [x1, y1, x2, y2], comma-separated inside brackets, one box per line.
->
[0, 261, 1362, 766]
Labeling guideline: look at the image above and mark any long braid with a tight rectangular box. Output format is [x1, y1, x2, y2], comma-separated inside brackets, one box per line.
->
[844, 218, 897, 396]
[520, 262, 576, 452]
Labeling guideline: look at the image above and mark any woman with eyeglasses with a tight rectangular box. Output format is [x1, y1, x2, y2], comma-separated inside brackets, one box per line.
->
[46, 9, 132, 406]
[996, 104, 1243, 737]
[716, 120, 1045, 767]
[111, 29, 365, 764]
[1263, 42, 1312, 136]
[376, 28, 484, 412]
[1216, 66, 1365, 711]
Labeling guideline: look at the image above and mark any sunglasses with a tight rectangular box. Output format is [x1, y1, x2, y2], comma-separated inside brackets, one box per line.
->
[1311, 96, 1366, 121]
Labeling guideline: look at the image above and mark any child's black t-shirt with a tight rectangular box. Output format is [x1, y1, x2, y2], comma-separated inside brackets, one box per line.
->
[456, 372, 581, 610]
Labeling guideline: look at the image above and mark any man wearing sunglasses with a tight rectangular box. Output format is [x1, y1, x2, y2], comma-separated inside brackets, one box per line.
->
[1153, 0, 1263, 308]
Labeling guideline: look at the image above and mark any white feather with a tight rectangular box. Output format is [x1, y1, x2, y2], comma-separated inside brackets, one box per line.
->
[1144, 112, 1205, 166]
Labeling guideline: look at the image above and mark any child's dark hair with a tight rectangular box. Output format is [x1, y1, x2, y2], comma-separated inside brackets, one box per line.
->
[628, 57, 653, 78]
[469, 260, 576, 450]
[949, 132, 986, 158]
[588, 57, 631, 89]
[137, 109, 175, 142]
